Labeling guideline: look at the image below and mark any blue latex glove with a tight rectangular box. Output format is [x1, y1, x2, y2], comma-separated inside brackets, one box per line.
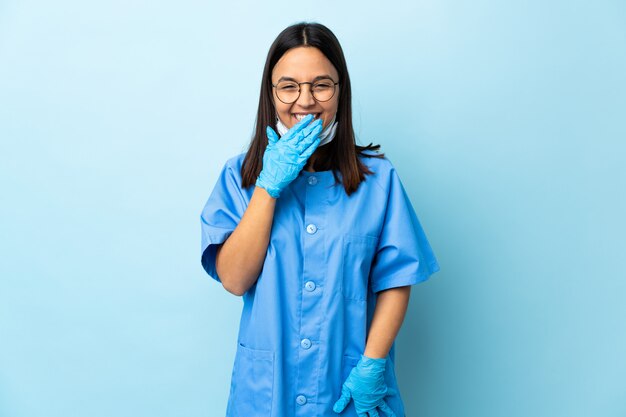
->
[255, 114, 323, 198]
[333, 355, 397, 417]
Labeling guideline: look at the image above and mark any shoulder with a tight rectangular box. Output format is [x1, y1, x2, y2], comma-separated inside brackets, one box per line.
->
[209, 152, 248, 192]
[357, 149, 394, 171]
[218, 151, 248, 184]
[357, 149, 398, 191]
[224, 151, 248, 172]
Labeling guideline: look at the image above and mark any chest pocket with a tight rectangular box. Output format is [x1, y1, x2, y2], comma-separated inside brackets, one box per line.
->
[226, 342, 274, 417]
[341, 234, 378, 301]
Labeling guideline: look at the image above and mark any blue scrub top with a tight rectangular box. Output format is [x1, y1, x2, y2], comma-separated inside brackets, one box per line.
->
[200, 150, 440, 417]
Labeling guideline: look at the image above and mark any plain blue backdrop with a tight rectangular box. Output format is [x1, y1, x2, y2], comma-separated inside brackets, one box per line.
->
[1, 1, 624, 416]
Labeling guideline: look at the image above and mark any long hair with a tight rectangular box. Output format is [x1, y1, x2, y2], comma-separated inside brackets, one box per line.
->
[241, 22, 385, 196]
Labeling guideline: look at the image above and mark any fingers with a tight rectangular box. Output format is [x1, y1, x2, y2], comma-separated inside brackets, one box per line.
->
[299, 137, 321, 164]
[289, 117, 322, 145]
[332, 386, 352, 413]
[378, 401, 397, 417]
[285, 114, 316, 140]
[368, 409, 380, 417]
[294, 119, 322, 153]
[296, 121, 322, 163]
[295, 122, 323, 153]
[301, 118, 323, 138]
[295, 113, 315, 127]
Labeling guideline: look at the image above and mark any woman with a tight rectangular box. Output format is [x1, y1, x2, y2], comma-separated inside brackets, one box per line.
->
[200, 22, 440, 417]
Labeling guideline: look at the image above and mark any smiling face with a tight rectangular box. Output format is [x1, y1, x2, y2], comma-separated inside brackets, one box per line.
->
[271, 46, 340, 130]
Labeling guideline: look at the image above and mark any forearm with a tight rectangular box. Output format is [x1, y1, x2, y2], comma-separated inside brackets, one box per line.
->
[364, 286, 411, 359]
[216, 186, 276, 296]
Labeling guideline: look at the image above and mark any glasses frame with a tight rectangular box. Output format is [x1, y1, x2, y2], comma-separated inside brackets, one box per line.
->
[271, 78, 339, 104]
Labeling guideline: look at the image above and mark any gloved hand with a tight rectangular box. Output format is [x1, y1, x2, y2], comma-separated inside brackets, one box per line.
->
[255, 114, 323, 198]
[333, 355, 397, 417]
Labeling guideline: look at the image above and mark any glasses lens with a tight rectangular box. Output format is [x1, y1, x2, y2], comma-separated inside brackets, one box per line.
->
[312, 79, 336, 102]
[276, 81, 299, 103]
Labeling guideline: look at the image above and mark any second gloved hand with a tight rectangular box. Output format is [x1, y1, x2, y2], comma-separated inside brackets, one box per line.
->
[255, 113, 323, 198]
[333, 355, 397, 417]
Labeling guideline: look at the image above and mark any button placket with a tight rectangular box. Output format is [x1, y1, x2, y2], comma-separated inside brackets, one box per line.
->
[296, 173, 328, 415]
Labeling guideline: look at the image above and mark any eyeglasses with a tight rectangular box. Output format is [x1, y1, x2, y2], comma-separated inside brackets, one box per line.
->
[271, 77, 339, 104]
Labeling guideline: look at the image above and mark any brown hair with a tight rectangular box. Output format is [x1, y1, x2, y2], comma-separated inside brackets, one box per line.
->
[240, 22, 385, 196]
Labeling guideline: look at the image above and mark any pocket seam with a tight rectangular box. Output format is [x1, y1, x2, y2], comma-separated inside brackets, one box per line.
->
[238, 342, 274, 361]
[343, 354, 361, 366]
[344, 233, 378, 245]
[341, 234, 378, 301]
[342, 354, 361, 381]
[230, 342, 275, 416]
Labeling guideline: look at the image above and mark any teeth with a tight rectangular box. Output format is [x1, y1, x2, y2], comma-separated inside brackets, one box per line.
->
[295, 113, 319, 121]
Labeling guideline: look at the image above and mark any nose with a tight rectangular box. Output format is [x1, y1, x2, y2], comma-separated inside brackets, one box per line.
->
[295, 83, 316, 106]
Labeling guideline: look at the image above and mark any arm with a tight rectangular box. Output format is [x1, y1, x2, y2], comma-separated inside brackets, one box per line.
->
[215, 186, 276, 296]
[364, 285, 411, 359]
[332, 285, 411, 415]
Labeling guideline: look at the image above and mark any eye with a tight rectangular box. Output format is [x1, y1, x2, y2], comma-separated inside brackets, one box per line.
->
[278, 83, 298, 90]
[313, 83, 332, 89]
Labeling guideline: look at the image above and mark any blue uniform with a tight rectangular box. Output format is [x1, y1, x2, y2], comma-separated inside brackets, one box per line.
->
[200, 150, 440, 417]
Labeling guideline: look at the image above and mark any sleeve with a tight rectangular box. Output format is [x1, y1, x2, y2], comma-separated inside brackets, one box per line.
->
[200, 159, 248, 283]
[369, 167, 441, 293]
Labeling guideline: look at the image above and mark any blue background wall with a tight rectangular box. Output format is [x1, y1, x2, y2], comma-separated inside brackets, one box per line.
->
[1, 1, 624, 416]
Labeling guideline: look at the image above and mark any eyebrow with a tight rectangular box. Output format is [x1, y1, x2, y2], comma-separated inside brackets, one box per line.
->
[276, 74, 335, 83]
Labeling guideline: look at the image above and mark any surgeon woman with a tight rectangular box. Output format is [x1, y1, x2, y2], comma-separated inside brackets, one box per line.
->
[200, 22, 440, 417]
